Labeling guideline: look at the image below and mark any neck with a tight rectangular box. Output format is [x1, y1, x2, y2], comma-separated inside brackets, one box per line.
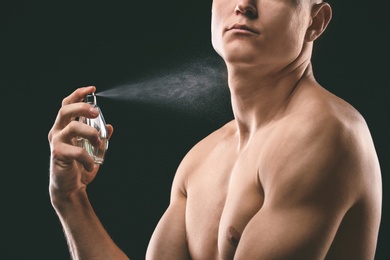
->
[227, 58, 313, 148]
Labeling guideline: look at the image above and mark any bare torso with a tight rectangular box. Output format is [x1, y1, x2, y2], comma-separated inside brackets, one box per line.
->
[48, 1, 382, 258]
[175, 81, 382, 259]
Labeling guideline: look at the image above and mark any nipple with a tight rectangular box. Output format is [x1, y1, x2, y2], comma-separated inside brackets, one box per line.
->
[227, 226, 241, 246]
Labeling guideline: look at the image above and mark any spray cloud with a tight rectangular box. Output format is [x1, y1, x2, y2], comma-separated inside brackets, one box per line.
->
[96, 56, 231, 119]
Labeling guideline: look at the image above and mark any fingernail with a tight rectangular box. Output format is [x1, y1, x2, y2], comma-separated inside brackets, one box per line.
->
[89, 107, 98, 116]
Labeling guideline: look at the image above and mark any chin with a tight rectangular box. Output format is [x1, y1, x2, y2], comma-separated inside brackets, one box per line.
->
[212, 39, 260, 66]
[223, 49, 259, 66]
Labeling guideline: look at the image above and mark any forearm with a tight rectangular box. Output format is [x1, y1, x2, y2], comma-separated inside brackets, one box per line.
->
[51, 189, 129, 260]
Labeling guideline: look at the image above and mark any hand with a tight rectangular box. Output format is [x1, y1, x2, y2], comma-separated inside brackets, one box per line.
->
[48, 86, 114, 202]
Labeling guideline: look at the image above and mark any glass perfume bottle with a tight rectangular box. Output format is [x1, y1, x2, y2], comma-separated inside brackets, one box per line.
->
[77, 92, 108, 164]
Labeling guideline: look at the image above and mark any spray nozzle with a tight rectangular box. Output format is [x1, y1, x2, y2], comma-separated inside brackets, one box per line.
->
[85, 92, 97, 105]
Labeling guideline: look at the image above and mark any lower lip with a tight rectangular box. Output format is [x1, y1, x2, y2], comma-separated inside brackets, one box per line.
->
[229, 28, 258, 35]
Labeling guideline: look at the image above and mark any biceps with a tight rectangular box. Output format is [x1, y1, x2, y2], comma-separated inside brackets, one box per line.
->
[146, 196, 191, 260]
[234, 206, 340, 260]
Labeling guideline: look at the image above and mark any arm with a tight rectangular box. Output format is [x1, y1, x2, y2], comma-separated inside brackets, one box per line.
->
[234, 118, 365, 259]
[146, 161, 191, 260]
[49, 86, 128, 259]
[51, 189, 129, 259]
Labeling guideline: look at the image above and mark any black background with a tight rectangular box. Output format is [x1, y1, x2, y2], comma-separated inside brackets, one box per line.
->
[2, 1, 388, 259]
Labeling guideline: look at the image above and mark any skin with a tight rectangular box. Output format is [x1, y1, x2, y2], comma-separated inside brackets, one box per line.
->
[48, 0, 382, 259]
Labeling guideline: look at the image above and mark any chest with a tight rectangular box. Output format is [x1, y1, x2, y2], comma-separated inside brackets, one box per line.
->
[185, 150, 265, 259]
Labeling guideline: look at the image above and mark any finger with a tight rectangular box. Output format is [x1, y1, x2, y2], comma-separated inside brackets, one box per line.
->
[61, 121, 102, 147]
[106, 124, 114, 140]
[50, 87, 96, 143]
[50, 141, 96, 172]
[53, 102, 99, 132]
[62, 86, 96, 106]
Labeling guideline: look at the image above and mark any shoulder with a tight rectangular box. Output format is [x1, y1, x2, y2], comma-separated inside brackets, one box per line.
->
[260, 83, 380, 209]
[170, 120, 237, 195]
[280, 82, 374, 157]
[179, 119, 236, 169]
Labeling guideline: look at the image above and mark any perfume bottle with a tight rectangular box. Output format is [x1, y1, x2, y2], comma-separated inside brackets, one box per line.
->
[77, 92, 108, 164]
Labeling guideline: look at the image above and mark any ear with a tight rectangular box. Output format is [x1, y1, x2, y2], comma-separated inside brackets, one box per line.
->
[305, 2, 332, 42]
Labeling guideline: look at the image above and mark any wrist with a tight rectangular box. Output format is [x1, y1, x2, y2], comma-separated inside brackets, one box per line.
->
[50, 185, 90, 215]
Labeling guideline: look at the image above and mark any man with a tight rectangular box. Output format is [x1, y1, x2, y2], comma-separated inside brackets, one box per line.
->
[48, 0, 382, 259]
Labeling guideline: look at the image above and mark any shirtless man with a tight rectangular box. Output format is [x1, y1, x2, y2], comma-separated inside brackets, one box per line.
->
[48, 0, 382, 259]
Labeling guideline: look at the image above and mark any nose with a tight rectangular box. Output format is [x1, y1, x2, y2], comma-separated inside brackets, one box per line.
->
[235, 0, 258, 18]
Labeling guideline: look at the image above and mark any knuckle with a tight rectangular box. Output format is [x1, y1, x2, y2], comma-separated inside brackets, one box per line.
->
[48, 129, 53, 142]
[50, 145, 62, 160]
[67, 121, 81, 135]
[58, 106, 67, 118]
[61, 96, 69, 106]
[75, 147, 86, 158]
